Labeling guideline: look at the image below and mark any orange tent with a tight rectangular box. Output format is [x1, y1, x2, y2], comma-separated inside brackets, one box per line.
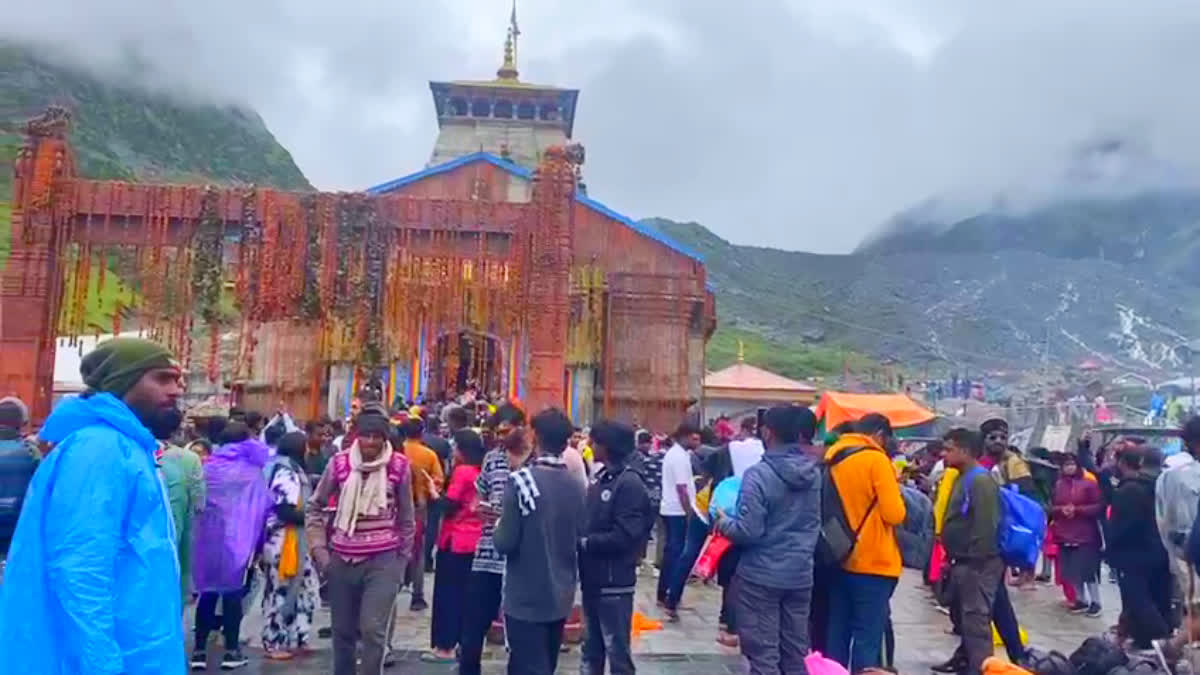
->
[815, 391, 936, 431]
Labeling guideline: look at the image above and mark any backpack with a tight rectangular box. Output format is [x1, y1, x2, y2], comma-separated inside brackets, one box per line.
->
[0, 438, 37, 549]
[962, 466, 1046, 568]
[816, 446, 877, 568]
[1069, 636, 1128, 675]
[1024, 648, 1073, 675]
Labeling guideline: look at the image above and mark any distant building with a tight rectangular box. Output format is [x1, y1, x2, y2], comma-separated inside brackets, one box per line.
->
[703, 346, 818, 422]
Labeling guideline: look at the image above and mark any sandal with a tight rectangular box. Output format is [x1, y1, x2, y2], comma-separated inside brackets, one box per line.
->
[264, 650, 294, 661]
[420, 651, 457, 664]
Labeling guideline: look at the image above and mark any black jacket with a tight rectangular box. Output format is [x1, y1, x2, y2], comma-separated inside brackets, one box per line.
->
[579, 460, 652, 594]
[1106, 472, 1168, 571]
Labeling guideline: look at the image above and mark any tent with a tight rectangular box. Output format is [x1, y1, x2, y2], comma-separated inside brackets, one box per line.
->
[815, 391, 936, 432]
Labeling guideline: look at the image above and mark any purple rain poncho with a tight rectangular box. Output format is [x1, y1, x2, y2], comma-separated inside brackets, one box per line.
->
[192, 438, 273, 592]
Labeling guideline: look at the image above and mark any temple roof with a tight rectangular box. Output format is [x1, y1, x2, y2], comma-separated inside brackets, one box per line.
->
[704, 362, 818, 393]
[364, 151, 704, 263]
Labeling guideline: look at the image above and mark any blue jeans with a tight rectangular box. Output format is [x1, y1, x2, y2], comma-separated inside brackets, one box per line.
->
[665, 516, 710, 610]
[656, 516, 687, 603]
[827, 571, 897, 672]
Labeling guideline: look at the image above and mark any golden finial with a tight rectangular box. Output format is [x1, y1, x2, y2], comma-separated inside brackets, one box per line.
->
[496, 0, 520, 81]
[737, 339, 745, 363]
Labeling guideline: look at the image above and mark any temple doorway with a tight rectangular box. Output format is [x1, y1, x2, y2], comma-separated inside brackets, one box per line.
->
[431, 330, 504, 400]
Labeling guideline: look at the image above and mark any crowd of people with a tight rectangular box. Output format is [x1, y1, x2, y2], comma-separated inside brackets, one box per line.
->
[7, 336, 1200, 674]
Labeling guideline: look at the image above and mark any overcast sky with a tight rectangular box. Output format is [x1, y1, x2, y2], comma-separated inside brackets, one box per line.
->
[4, 0, 1200, 253]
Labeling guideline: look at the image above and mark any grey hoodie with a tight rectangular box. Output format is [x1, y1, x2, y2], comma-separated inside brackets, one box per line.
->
[716, 443, 821, 590]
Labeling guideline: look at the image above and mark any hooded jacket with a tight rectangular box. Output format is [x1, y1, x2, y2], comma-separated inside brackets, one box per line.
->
[0, 393, 185, 674]
[192, 438, 272, 593]
[1107, 472, 1168, 571]
[824, 433, 907, 578]
[716, 443, 821, 590]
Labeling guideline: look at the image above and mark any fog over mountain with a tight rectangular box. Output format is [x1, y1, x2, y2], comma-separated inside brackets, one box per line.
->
[2, 1, 1200, 253]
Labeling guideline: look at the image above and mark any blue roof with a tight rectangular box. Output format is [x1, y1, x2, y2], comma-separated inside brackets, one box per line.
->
[364, 152, 704, 263]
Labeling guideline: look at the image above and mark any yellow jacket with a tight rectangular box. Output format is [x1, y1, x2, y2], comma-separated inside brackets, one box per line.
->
[824, 433, 907, 578]
[934, 466, 960, 536]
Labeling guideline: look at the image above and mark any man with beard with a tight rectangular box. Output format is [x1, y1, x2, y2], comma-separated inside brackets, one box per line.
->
[0, 338, 186, 674]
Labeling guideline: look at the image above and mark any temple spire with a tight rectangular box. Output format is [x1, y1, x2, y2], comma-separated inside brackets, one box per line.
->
[737, 339, 745, 363]
[496, 0, 521, 81]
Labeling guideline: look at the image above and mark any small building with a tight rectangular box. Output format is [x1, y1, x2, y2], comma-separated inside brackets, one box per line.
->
[702, 349, 818, 423]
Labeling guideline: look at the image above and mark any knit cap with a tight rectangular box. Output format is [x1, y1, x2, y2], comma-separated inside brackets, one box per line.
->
[80, 338, 178, 397]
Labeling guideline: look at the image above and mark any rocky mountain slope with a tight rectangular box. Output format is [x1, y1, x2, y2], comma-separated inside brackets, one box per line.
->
[0, 43, 311, 202]
[647, 218, 1200, 376]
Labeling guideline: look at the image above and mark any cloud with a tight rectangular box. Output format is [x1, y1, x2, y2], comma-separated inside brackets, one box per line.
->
[3, 0, 1200, 253]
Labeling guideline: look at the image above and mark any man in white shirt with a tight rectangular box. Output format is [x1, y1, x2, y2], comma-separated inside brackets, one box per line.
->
[657, 423, 703, 619]
[728, 416, 765, 478]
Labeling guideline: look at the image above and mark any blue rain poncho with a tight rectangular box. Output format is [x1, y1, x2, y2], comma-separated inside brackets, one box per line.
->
[0, 393, 184, 674]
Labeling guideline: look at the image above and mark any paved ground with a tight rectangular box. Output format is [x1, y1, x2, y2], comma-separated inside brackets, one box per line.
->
[196, 567, 1120, 673]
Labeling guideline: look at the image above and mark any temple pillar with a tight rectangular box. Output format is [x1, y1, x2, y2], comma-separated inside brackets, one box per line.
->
[0, 109, 74, 422]
[520, 146, 579, 413]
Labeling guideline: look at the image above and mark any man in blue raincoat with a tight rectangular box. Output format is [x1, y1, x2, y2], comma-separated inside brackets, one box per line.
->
[0, 337, 186, 674]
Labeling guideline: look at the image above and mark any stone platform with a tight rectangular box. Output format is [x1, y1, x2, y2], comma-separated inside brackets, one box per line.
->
[208, 567, 1119, 673]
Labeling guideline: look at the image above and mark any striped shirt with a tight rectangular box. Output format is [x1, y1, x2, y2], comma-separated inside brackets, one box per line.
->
[472, 448, 511, 574]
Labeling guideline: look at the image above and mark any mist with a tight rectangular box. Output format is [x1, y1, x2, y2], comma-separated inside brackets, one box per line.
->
[2, 0, 1199, 254]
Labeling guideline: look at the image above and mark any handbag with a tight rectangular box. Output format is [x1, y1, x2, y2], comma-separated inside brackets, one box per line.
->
[691, 533, 733, 580]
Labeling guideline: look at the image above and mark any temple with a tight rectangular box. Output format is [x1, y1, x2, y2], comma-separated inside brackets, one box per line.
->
[0, 11, 714, 431]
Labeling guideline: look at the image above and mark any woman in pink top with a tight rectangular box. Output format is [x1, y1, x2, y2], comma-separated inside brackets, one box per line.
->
[426, 429, 488, 662]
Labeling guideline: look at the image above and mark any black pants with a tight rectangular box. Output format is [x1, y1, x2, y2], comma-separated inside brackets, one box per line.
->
[424, 500, 443, 568]
[992, 579, 1024, 662]
[809, 564, 833, 654]
[458, 570, 504, 675]
[505, 614, 566, 675]
[1118, 566, 1173, 648]
[195, 589, 246, 651]
[656, 515, 686, 603]
[581, 592, 635, 675]
[430, 550, 473, 650]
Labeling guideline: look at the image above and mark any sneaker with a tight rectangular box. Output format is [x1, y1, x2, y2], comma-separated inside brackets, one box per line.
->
[410, 597, 429, 612]
[220, 651, 248, 670]
[190, 650, 207, 670]
[1068, 602, 1089, 614]
[1086, 604, 1103, 617]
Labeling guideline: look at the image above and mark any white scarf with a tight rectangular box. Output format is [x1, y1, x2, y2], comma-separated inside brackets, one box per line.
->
[333, 440, 393, 536]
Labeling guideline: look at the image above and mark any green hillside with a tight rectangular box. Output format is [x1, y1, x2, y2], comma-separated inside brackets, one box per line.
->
[0, 42, 312, 303]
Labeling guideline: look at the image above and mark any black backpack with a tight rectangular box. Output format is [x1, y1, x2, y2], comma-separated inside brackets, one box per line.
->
[1070, 637, 1128, 675]
[0, 439, 37, 550]
[1025, 649, 1074, 675]
[816, 446, 877, 568]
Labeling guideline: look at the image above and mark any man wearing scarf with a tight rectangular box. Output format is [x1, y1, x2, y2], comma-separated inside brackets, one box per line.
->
[0, 338, 186, 674]
[306, 412, 415, 675]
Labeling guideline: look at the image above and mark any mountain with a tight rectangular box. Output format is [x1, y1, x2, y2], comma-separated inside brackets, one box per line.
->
[0, 43, 312, 310]
[656, 136, 1200, 378]
[646, 217, 1200, 377]
[860, 137, 1200, 284]
[0, 43, 312, 204]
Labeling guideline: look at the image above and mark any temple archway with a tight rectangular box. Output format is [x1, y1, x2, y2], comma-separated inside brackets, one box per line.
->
[430, 330, 504, 400]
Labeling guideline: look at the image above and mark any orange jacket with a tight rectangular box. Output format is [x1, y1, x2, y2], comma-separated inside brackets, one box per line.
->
[403, 439, 445, 507]
[824, 433, 907, 578]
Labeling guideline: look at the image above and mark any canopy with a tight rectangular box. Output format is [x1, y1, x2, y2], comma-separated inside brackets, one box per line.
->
[815, 391, 936, 431]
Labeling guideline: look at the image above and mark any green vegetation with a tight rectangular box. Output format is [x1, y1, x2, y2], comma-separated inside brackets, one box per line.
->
[59, 258, 138, 331]
[707, 325, 872, 379]
[0, 42, 313, 315]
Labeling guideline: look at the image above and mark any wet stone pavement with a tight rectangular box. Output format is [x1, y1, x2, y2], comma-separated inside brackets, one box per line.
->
[199, 567, 1121, 673]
